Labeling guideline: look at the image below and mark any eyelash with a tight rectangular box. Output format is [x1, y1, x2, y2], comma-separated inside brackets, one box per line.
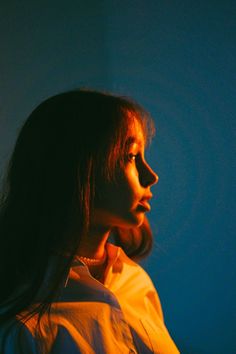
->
[128, 153, 138, 161]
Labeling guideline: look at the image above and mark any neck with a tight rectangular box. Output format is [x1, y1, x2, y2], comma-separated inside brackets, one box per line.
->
[76, 227, 111, 259]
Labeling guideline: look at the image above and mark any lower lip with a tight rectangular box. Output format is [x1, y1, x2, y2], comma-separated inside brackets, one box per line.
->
[137, 200, 151, 211]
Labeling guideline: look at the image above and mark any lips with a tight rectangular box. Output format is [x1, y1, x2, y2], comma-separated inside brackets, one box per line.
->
[138, 194, 152, 211]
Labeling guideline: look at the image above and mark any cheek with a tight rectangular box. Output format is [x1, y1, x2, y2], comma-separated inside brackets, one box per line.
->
[94, 184, 136, 213]
[94, 167, 141, 210]
[92, 180, 145, 228]
[121, 169, 141, 201]
[114, 172, 141, 206]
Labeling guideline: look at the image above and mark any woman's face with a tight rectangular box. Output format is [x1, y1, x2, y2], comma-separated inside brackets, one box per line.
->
[91, 118, 158, 229]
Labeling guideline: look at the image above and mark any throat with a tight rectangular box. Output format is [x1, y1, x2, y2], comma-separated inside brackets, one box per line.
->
[88, 261, 108, 283]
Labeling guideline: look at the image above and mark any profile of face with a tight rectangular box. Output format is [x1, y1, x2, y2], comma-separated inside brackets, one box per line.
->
[91, 118, 158, 230]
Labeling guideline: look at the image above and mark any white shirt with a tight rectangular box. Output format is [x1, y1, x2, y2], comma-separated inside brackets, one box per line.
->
[0, 243, 180, 353]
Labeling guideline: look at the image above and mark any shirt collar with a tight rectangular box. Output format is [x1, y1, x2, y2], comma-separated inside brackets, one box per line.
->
[64, 242, 122, 287]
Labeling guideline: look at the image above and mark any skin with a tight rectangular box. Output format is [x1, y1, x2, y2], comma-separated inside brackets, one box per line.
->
[77, 119, 158, 263]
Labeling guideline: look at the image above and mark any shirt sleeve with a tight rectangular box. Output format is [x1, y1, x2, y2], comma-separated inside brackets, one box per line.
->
[0, 320, 39, 354]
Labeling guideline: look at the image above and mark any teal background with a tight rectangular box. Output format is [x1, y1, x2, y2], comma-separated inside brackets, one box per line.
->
[0, 1, 235, 353]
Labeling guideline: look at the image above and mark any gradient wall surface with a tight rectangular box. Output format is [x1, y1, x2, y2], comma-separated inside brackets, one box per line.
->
[0, 1, 235, 353]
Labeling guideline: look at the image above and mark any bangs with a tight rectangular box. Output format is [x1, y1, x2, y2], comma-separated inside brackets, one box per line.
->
[123, 108, 156, 148]
[102, 104, 156, 183]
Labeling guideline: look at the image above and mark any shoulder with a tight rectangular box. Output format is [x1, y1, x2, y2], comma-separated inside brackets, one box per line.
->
[0, 318, 38, 354]
[111, 243, 156, 288]
[107, 244, 164, 320]
[13, 304, 135, 354]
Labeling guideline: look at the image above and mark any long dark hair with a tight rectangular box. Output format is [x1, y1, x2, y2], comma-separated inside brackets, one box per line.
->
[0, 89, 156, 326]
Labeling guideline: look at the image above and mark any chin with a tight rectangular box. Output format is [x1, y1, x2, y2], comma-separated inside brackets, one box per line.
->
[91, 208, 146, 229]
[118, 212, 145, 229]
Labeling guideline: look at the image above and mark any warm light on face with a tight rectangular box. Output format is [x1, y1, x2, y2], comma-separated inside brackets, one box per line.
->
[91, 118, 158, 230]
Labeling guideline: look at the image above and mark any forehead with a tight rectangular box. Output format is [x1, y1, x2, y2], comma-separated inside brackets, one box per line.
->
[125, 117, 145, 148]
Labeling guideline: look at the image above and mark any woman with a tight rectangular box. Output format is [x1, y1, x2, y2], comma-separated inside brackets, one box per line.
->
[0, 89, 179, 353]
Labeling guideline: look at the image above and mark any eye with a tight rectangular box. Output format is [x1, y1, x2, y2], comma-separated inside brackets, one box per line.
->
[128, 153, 139, 162]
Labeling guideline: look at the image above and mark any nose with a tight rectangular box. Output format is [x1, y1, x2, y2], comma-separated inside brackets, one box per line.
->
[140, 161, 159, 187]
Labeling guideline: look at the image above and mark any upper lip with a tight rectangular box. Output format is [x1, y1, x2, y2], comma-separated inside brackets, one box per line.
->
[140, 194, 153, 201]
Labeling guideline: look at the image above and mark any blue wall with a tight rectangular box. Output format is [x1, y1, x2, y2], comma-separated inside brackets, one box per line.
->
[0, 1, 235, 353]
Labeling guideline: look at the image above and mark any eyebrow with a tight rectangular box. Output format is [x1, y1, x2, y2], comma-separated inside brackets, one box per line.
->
[125, 136, 143, 148]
